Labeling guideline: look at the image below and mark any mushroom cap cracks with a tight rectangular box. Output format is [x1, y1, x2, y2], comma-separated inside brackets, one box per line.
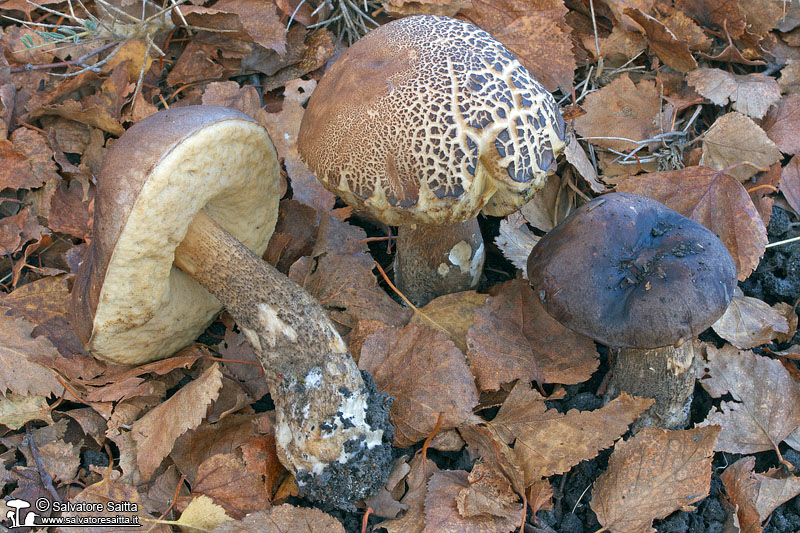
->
[298, 15, 567, 226]
[527, 193, 737, 349]
[71, 106, 280, 365]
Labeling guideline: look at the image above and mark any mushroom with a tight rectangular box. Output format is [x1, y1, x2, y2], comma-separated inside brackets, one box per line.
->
[526, 192, 737, 429]
[71, 106, 393, 509]
[298, 15, 567, 306]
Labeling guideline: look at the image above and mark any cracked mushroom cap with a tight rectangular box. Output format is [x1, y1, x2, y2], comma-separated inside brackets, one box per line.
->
[526, 193, 737, 349]
[72, 106, 280, 365]
[298, 15, 567, 226]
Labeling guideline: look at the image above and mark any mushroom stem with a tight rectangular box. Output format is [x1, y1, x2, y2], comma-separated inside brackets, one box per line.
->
[174, 210, 392, 509]
[394, 219, 485, 306]
[604, 342, 696, 430]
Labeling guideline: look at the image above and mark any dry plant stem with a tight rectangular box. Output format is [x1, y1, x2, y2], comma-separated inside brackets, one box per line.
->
[174, 211, 392, 508]
[394, 219, 485, 307]
[604, 343, 696, 430]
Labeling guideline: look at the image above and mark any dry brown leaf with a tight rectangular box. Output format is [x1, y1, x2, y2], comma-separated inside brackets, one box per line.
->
[34, 439, 80, 484]
[459, 423, 525, 498]
[456, 460, 523, 522]
[48, 179, 92, 240]
[781, 156, 800, 215]
[212, 504, 345, 532]
[424, 470, 519, 533]
[624, 8, 697, 72]
[658, 6, 711, 51]
[591, 426, 720, 533]
[201, 82, 262, 118]
[774, 302, 799, 344]
[217, 329, 270, 400]
[191, 452, 269, 519]
[131, 363, 224, 480]
[171, 413, 263, 484]
[0, 394, 53, 429]
[520, 173, 573, 232]
[573, 73, 661, 152]
[466, 279, 598, 391]
[381, 454, 440, 533]
[240, 434, 285, 502]
[177, 0, 285, 54]
[701, 112, 782, 181]
[711, 292, 789, 349]
[410, 291, 488, 353]
[564, 132, 608, 193]
[587, 25, 646, 62]
[384, 0, 470, 16]
[460, 0, 575, 92]
[762, 94, 800, 155]
[526, 478, 553, 515]
[674, 0, 745, 38]
[722, 456, 800, 533]
[494, 212, 538, 277]
[0, 209, 45, 256]
[31, 99, 125, 136]
[263, 199, 318, 273]
[688, 69, 781, 120]
[364, 456, 411, 519]
[258, 79, 335, 213]
[698, 345, 800, 455]
[63, 475, 170, 533]
[359, 323, 479, 447]
[616, 166, 767, 280]
[738, 0, 786, 35]
[0, 314, 65, 397]
[486, 383, 652, 484]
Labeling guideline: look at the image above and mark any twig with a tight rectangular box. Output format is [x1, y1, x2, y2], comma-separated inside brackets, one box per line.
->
[25, 423, 63, 503]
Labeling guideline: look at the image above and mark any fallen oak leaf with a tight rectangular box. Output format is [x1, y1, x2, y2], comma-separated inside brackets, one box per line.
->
[211, 504, 345, 532]
[466, 279, 598, 391]
[590, 425, 720, 533]
[359, 323, 479, 447]
[698, 345, 800, 461]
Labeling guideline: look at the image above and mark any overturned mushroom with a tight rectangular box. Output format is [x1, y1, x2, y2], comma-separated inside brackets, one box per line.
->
[298, 15, 567, 306]
[527, 192, 737, 429]
[71, 106, 392, 508]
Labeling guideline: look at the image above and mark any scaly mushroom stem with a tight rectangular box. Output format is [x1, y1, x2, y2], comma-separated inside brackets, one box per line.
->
[604, 342, 696, 430]
[174, 211, 393, 509]
[394, 218, 485, 307]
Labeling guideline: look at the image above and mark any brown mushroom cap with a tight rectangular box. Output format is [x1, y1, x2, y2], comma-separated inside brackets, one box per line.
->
[527, 192, 737, 349]
[298, 15, 567, 226]
[72, 106, 280, 365]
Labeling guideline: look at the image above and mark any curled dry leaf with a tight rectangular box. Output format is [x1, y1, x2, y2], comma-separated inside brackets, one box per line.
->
[573, 73, 661, 152]
[485, 382, 652, 485]
[590, 426, 721, 533]
[762, 94, 800, 155]
[48, 179, 92, 241]
[456, 460, 523, 522]
[711, 292, 789, 349]
[466, 279, 599, 391]
[722, 456, 800, 533]
[700, 112, 782, 181]
[520, 173, 573, 232]
[494, 212, 538, 277]
[359, 323, 479, 447]
[687, 69, 781, 120]
[564, 132, 608, 193]
[131, 363, 224, 481]
[616, 166, 767, 280]
[624, 8, 697, 72]
[773, 302, 798, 344]
[0, 314, 65, 398]
[380, 454, 440, 533]
[177, 0, 286, 54]
[674, 0, 745, 38]
[698, 345, 800, 455]
[211, 504, 345, 532]
[425, 470, 520, 533]
[410, 290, 488, 353]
